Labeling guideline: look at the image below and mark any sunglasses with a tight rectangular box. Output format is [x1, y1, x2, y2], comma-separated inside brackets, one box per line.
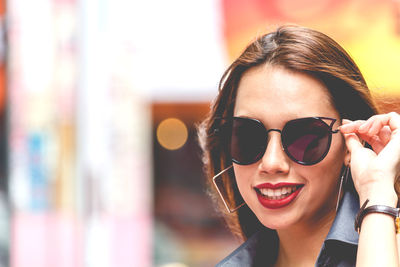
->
[227, 116, 339, 166]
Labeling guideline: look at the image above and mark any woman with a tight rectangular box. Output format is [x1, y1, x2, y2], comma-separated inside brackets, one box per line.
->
[198, 25, 400, 266]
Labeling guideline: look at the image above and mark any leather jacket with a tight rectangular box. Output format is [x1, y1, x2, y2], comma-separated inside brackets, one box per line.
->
[216, 183, 360, 267]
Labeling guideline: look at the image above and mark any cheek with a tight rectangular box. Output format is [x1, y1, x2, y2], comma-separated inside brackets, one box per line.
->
[302, 137, 346, 198]
[305, 164, 341, 191]
[233, 165, 254, 200]
[325, 135, 347, 172]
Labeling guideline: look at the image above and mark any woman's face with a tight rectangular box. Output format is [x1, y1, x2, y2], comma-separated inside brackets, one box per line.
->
[233, 65, 348, 230]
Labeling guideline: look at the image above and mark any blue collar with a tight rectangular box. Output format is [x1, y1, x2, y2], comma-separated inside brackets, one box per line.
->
[325, 185, 359, 245]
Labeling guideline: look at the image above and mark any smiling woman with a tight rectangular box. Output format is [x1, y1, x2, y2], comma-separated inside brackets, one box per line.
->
[198, 25, 400, 266]
[233, 65, 347, 236]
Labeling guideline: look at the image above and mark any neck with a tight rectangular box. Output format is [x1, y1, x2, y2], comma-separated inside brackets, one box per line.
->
[274, 207, 336, 267]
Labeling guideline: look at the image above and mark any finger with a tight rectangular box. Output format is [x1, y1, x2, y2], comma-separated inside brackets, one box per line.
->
[343, 132, 364, 154]
[372, 113, 400, 170]
[376, 138, 400, 174]
[363, 113, 400, 145]
[357, 124, 392, 154]
[339, 120, 365, 134]
[356, 132, 385, 153]
[368, 126, 393, 154]
[342, 119, 352, 125]
[369, 112, 400, 133]
[354, 125, 391, 154]
[387, 112, 400, 135]
[378, 126, 392, 146]
[358, 116, 375, 133]
[379, 127, 400, 162]
[366, 116, 386, 136]
[345, 113, 400, 141]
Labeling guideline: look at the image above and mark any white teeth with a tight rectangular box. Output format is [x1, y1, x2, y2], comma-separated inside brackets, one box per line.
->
[274, 188, 281, 197]
[259, 186, 299, 199]
[267, 188, 273, 197]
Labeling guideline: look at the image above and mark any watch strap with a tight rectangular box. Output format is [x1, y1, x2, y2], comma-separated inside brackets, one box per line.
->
[354, 199, 400, 233]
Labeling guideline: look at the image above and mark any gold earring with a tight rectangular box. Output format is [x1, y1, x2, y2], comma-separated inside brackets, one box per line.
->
[212, 165, 245, 213]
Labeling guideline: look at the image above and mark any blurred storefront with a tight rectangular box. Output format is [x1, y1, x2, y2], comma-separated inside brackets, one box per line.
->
[7, 0, 151, 266]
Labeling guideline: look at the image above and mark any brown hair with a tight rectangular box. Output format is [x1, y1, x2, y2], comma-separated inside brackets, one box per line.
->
[198, 25, 380, 240]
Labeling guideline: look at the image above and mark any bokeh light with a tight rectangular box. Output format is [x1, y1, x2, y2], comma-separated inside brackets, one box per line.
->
[157, 118, 188, 150]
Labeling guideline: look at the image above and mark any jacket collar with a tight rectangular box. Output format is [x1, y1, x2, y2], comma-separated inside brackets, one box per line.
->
[216, 228, 278, 266]
[325, 183, 360, 245]
[216, 184, 360, 266]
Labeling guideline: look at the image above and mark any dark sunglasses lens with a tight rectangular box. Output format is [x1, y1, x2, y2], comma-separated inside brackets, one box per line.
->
[283, 118, 332, 165]
[231, 118, 266, 165]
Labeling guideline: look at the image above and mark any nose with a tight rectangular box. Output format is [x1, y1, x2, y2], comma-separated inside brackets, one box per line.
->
[258, 131, 290, 174]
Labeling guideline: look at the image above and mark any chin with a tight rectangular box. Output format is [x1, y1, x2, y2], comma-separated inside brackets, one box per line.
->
[257, 216, 295, 230]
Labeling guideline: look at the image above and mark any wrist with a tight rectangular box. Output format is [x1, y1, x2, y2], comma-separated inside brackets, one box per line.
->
[355, 168, 397, 197]
[355, 199, 400, 233]
[359, 189, 398, 208]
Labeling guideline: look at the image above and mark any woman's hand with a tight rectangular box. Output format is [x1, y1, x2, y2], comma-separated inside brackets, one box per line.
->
[339, 112, 400, 207]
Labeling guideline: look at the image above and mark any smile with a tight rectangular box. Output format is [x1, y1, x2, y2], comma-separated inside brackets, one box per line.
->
[255, 183, 304, 209]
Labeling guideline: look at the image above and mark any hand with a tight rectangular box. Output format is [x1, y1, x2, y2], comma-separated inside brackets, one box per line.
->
[339, 112, 400, 206]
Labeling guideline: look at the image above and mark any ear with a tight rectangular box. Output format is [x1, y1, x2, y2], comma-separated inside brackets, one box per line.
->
[343, 147, 351, 167]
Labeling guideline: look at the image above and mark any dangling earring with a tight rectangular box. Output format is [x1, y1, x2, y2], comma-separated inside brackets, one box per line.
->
[212, 165, 245, 213]
[336, 165, 350, 211]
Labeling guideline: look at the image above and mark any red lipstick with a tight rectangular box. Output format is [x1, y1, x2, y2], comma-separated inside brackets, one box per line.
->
[255, 183, 303, 209]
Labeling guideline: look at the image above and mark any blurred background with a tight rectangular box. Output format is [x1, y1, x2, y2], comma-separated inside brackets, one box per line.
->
[0, 0, 398, 266]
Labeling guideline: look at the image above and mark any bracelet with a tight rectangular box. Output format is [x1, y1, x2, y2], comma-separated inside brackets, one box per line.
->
[354, 199, 400, 234]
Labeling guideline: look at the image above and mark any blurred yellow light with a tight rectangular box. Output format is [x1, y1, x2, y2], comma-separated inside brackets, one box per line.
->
[157, 118, 188, 150]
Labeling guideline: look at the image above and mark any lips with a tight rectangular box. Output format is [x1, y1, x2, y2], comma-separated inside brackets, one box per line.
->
[255, 183, 304, 209]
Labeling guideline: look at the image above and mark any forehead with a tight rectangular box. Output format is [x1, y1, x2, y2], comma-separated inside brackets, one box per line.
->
[234, 65, 338, 121]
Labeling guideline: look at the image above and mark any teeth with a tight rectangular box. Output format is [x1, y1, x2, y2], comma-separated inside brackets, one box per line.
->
[274, 189, 281, 197]
[259, 186, 299, 199]
[267, 188, 273, 197]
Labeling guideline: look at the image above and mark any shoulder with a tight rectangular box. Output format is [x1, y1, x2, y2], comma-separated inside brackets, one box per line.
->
[216, 229, 278, 267]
